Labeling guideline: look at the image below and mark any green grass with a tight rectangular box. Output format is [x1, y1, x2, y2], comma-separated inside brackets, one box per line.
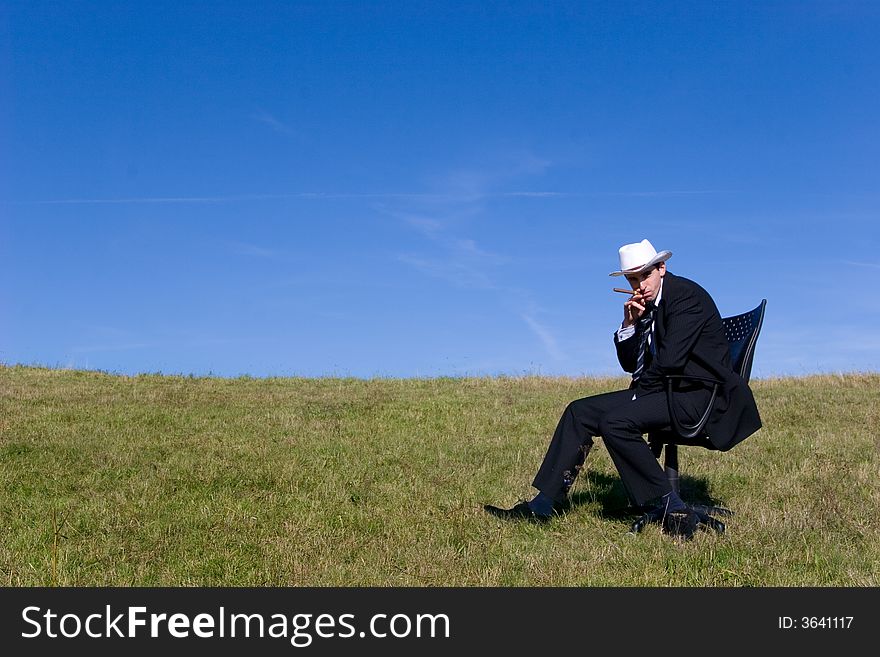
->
[1, 365, 878, 586]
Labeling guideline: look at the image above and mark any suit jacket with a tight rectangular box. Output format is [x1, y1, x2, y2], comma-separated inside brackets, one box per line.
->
[613, 272, 761, 451]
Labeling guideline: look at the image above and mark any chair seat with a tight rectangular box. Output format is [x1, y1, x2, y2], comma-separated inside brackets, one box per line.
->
[650, 430, 716, 450]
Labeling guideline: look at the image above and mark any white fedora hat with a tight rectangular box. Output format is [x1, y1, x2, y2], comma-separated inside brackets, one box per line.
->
[609, 239, 672, 277]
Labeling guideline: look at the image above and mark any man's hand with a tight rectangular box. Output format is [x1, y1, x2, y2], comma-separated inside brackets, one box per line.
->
[622, 293, 647, 328]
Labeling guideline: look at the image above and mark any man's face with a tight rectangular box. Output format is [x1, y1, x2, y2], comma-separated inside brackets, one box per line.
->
[625, 262, 666, 303]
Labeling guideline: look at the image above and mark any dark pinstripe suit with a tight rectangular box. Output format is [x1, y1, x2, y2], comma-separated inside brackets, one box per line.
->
[532, 272, 761, 507]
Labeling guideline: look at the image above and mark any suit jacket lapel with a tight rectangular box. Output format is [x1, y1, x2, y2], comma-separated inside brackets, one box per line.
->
[655, 275, 671, 344]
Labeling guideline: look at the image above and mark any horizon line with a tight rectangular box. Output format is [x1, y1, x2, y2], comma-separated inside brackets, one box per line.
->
[2, 362, 876, 381]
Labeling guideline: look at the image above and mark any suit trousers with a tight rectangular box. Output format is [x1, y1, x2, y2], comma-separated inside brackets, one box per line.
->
[532, 387, 711, 507]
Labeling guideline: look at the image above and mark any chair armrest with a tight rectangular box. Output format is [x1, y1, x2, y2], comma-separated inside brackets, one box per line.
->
[663, 374, 723, 385]
[664, 375, 719, 439]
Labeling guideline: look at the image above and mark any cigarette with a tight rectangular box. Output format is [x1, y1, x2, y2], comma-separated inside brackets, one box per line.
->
[613, 288, 639, 295]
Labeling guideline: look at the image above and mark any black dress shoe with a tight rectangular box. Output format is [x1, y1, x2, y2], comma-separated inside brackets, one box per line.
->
[484, 501, 552, 522]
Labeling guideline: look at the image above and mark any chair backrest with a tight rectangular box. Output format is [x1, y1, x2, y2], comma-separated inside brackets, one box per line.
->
[722, 299, 766, 383]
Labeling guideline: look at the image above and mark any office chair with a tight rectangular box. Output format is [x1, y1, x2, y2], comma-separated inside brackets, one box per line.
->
[630, 299, 767, 536]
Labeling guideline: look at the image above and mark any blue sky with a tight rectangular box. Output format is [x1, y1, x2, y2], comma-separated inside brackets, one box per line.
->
[2, 1, 878, 378]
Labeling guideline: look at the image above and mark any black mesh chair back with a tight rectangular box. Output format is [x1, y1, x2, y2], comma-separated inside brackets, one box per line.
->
[723, 299, 767, 382]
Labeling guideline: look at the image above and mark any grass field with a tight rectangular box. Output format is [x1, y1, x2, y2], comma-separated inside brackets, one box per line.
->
[1, 365, 878, 586]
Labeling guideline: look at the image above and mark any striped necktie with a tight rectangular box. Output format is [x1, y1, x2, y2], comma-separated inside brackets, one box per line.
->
[632, 302, 657, 384]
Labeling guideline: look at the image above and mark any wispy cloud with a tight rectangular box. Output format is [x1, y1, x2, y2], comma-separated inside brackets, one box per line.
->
[521, 313, 565, 361]
[20, 194, 300, 205]
[399, 213, 444, 238]
[7, 189, 737, 206]
[389, 152, 572, 363]
[598, 190, 739, 197]
[12, 191, 567, 205]
[453, 238, 507, 265]
[394, 209, 508, 291]
[840, 260, 880, 270]
[250, 109, 296, 136]
[425, 153, 552, 202]
[229, 241, 278, 259]
[396, 254, 496, 290]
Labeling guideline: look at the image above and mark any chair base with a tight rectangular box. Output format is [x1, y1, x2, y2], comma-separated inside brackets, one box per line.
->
[629, 504, 731, 537]
[690, 503, 733, 518]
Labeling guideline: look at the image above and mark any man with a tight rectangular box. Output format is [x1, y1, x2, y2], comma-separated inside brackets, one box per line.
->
[485, 239, 761, 531]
